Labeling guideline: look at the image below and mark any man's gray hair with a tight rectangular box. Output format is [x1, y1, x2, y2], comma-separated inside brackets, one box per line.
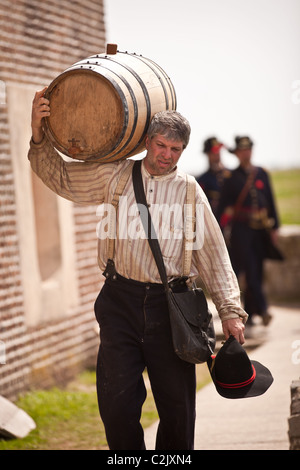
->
[147, 110, 191, 149]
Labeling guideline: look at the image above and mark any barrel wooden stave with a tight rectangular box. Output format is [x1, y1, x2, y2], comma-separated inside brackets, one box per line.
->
[45, 70, 125, 159]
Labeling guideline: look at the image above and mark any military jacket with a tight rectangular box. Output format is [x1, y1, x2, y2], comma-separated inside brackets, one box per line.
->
[217, 165, 280, 230]
[196, 168, 229, 215]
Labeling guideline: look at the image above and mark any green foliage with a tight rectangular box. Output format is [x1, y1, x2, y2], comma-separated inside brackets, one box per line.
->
[271, 169, 300, 225]
[0, 371, 105, 450]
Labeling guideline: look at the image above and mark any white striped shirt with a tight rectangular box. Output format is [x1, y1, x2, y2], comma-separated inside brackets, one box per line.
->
[28, 137, 247, 323]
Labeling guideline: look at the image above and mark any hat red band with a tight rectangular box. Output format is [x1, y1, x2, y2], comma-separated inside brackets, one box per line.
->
[211, 144, 223, 154]
[216, 365, 256, 389]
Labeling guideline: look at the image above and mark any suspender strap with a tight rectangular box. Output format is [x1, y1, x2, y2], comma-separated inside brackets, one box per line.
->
[234, 166, 258, 215]
[183, 174, 196, 277]
[106, 162, 133, 261]
[132, 160, 196, 284]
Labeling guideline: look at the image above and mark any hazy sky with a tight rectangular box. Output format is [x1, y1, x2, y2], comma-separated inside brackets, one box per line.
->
[104, 0, 300, 175]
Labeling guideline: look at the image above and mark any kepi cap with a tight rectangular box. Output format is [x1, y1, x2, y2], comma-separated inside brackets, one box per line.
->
[203, 137, 223, 154]
[208, 336, 273, 399]
[228, 136, 253, 153]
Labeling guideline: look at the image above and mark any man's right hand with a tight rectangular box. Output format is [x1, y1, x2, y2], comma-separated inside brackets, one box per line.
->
[31, 86, 50, 144]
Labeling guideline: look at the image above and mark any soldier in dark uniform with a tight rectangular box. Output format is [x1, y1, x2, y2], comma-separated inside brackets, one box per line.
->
[217, 136, 280, 326]
[196, 137, 230, 215]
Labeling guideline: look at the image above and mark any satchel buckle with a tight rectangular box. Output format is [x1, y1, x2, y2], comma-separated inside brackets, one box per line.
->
[102, 258, 117, 280]
[168, 276, 188, 290]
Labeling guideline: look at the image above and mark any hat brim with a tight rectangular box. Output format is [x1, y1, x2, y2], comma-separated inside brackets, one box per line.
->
[210, 359, 274, 399]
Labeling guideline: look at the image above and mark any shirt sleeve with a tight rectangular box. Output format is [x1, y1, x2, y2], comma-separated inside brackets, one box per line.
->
[28, 135, 116, 205]
[193, 186, 248, 324]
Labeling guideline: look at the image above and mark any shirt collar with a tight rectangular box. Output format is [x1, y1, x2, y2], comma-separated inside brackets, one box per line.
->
[141, 158, 178, 182]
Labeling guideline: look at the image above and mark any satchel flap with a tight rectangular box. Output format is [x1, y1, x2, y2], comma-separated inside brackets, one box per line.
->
[169, 288, 209, 327]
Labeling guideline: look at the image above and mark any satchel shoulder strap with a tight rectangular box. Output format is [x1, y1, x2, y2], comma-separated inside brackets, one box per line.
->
[132, 160, 197, 284]
[132, 160, 169, 289]
[106, 160, 197, 281]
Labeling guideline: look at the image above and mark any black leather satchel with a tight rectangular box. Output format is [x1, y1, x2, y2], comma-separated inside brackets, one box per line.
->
[132, 160, 216, 364]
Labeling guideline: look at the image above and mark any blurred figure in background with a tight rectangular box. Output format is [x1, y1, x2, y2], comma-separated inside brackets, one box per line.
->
[196, 137, 230, 215]
[217, 136, 281, 327]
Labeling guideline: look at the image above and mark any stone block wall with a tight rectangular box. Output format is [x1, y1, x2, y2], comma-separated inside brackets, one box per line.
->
[265, 226, 300, 302]
[289, 379, 300, 450]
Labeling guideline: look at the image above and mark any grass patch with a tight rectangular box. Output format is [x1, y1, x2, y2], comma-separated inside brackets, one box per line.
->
[0, 370, 105, 450]
[0, 366, 211, 450]
[271, 169, 300, 225]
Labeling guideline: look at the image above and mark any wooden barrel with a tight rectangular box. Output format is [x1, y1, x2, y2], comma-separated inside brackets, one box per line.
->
[44, 44, 177, 162]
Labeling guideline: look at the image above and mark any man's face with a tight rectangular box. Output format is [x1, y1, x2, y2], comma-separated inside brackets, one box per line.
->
[143, 134, 184, 176]
[236, 148, 252, 166]
[208, 150, 221, 166]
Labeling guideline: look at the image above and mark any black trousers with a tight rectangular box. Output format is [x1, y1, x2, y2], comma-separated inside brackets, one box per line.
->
[94, 273, 196, 450]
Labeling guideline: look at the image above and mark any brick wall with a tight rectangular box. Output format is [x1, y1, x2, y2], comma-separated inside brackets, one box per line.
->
[0, 0, 106, 400]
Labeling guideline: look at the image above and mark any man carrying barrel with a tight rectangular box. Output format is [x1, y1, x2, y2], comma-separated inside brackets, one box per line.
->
[29, 88, 247, 450]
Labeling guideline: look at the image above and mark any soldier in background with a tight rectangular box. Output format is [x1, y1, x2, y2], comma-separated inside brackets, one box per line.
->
[196, 137, 230, 215]
[217, 136, 281, 326]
